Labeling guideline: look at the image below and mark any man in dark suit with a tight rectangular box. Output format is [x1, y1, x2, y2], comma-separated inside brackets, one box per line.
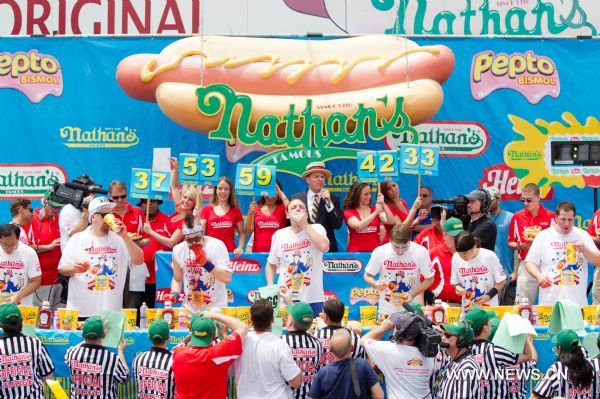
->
[293, 162, 343, 252]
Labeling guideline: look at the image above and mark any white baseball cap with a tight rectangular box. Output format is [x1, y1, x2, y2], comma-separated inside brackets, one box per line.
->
[88, 197, 116, 221]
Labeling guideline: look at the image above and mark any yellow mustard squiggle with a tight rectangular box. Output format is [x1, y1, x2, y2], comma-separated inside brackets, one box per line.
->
[140, 47, 441, 85]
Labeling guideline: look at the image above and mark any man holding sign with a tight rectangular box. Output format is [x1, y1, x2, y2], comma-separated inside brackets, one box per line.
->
[293, 162, 343, 252]
[266, 198, 329, 314]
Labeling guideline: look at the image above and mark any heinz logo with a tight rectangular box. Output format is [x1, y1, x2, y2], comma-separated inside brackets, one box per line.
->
[229, 259, 261, 274]
[323, 259, 362, 274]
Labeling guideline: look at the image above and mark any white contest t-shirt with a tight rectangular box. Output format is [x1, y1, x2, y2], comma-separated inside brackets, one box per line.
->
[234, 331, 300, 399]
[365, 242, 433, 313]
[525, 226, 599, 305]
[451, 248, 506, 308]
[58, 228, 135, 317]
[363, 339, 434, 399]
[59, 204, 82, 250]
[172, 236, 231, 310]
[0, 243, 41, 305]
[267, 225, 327, 304]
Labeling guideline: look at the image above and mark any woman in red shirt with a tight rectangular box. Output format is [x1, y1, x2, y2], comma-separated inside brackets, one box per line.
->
[168, 158, 198, 230]
[244, 182, 289, 252]
[342, 182, 395, 252]
[380, 181, 421, 243]
[200, 176, 245, 257]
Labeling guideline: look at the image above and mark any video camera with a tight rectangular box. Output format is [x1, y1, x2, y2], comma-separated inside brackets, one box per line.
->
[389, 303, 443, 358]
[431, 195, 470, 224]
[51, 175, 107, 209]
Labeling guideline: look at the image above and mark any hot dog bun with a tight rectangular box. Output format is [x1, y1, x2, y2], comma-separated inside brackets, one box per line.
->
[155, 79, 444, 133]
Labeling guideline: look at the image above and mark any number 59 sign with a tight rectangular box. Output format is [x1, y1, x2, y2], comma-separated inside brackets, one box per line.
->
[235, 164, 276, 197]
[400, 145, 440, 176]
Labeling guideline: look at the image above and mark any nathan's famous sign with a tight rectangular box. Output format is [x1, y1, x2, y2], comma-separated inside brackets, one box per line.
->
[117, 35, 455, 175]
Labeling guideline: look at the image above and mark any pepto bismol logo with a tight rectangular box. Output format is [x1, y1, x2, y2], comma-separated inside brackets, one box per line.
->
[59, 126, 140, 148]
[323, 259, 362, 273]
[0, 50, 63, 103]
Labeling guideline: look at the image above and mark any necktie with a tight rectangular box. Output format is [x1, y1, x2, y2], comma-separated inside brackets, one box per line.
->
[311, 195, 319, 223]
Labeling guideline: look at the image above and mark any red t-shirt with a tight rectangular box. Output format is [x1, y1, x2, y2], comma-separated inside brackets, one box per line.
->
[344, 207, 381, 252]
[173, 332, 242, 399]
[382, 199, 409, 244]
[428, 243, 461, 303]
[587, 209, 600, 248]
[29, 210, 62, 286]
[252, 203, 287, 252]
[142, 211, 176, 284]
[114, 203, 145, 235]
[508, 205, 555, 260]
[414, 227, 444, 251]
[200, 204, 243, 252]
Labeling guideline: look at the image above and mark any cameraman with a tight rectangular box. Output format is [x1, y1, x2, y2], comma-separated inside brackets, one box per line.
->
[58, 175, 97, 250]
[464, 188, 497, 251]
[360, 312, 434, 399]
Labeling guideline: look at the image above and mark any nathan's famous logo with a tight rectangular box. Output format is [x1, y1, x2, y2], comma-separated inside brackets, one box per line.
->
[59, 126, 139, 148]
[116, 35, 455, 176]
[471, 50, 560, 104]
[283, 0, 596, 37]
[385, 121, 489, 157]
[38, 336, 69, 345]
[504, 112, 600, 197]
[349, 287, 380, 305]
[246, 289, 261, 304]
[0, 164, 66, 200]
[0, 50, 63, 103]
[323, 259, 362, 274]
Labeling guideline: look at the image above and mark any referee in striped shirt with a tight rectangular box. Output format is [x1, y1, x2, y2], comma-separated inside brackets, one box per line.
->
[465, 307, 532, 399]
[0, 303, 54, 399]
[133, 319, 175, 399]
[281, 286, 324, 399]
[65, 316, 129, 399]
[313, 299, 364, 366]
[435, 320, 481, 399]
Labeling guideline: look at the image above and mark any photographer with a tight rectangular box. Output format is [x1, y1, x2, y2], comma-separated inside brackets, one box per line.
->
[464, 188, 497, 251]
[360, 312, 435, 399]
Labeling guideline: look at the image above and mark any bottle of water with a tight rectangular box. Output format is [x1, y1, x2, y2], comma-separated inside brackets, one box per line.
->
[139, 302, 148, 329]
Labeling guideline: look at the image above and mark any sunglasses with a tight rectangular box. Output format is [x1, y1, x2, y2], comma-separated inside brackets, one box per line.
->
[443, 332, 454, 339]
[520, 198, 534, 203]
[0, 241, 18, 249]
[98, 213, 110, 218]
[110, 194, 127, 200]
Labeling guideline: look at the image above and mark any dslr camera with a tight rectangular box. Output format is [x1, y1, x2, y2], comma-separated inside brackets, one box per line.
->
[51, 175, 107, 209]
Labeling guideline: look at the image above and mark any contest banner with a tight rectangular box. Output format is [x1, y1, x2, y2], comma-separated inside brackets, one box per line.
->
[1, 35, 600, 249]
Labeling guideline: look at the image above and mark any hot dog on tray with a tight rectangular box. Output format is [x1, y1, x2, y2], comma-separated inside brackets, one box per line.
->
[116, 35, 455, 132]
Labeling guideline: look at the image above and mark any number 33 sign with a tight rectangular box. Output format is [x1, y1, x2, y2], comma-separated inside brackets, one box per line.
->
[400, 145, 440, 176]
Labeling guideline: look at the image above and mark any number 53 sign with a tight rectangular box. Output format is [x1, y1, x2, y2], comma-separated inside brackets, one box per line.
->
[235, 164, 277, 197]
[400, 145, 440, 176]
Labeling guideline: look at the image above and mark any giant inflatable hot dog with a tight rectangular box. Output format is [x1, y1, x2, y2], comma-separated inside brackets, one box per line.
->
[116, 35, 455, 136]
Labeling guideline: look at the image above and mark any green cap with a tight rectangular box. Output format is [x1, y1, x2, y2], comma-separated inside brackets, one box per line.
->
[487, 318, 501, 342]
[465, 307, 497, 330]
[190, 316, 216, 347]
[82, 316, 105, 340]
[552, 329, 580, 350]
[287, 302, 314, 328]
[405, 303, 424, 316]
[44, 190, 64, 207]
[443, 217, 464, 236]
[148, 319, 170, 343]
[440, 321, 474, 344]
[0, 303, 22, 324]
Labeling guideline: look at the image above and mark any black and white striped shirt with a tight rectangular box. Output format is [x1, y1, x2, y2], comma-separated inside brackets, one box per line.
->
[592, 357, 600, 398]
[313, 326, 365, 366]
[0, 333, 54, 399]
[435, 350, 481, 399]
[504, 360, 536, 399]
[132, 347, 175, 399]
[65, 343, 128, 399]
[534, 359, 595, 399]
[470, 340, 519, 399]
[283, 331, 323, 399]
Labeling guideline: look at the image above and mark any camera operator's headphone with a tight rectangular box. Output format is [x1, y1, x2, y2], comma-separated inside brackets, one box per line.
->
[455, 321, 474, 349]
[473, 188, 491, 213]
[390, 315, 419, 342]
